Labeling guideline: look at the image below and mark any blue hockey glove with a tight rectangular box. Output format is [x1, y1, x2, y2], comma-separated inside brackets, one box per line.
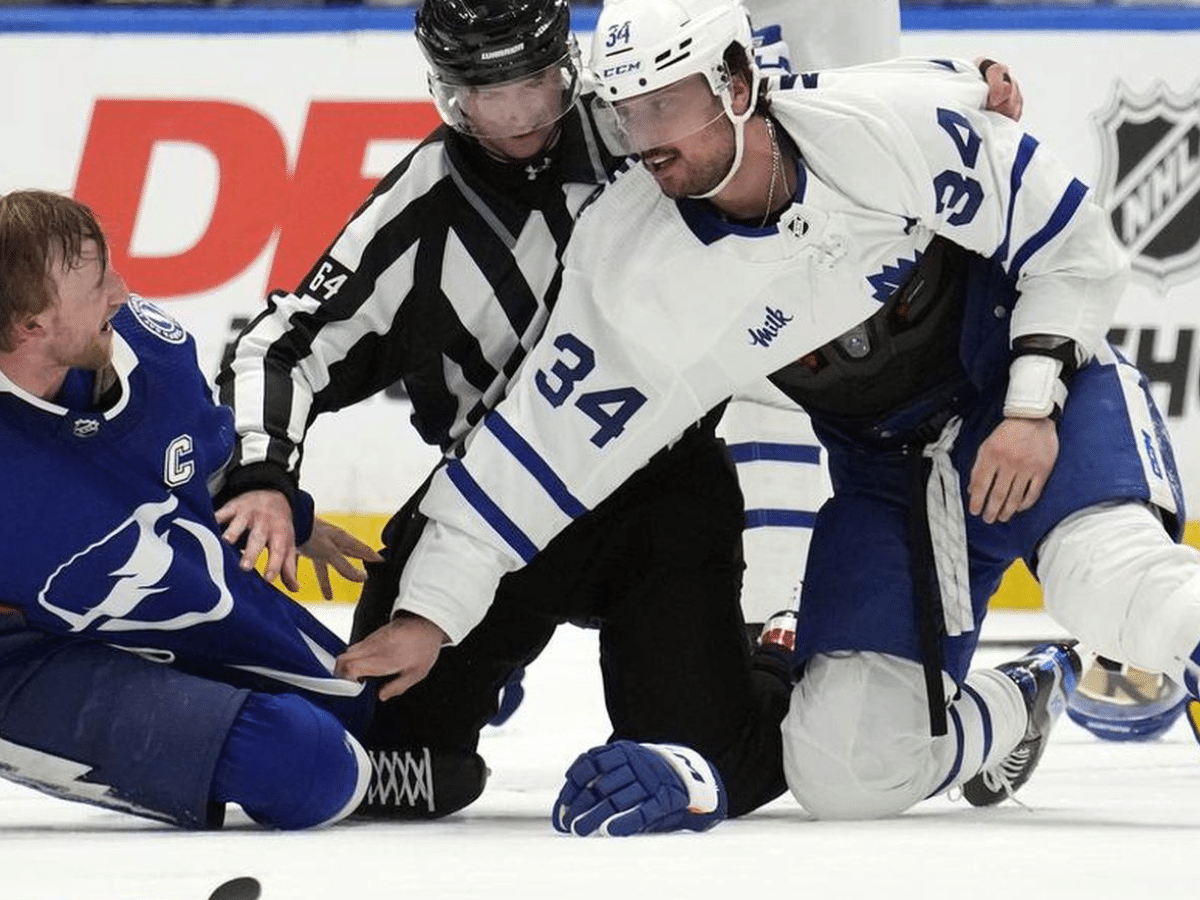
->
[552, 740, 727, 836]
[487, 667, 526, 727]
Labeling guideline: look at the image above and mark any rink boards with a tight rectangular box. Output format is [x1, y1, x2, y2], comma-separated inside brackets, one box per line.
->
[0, 5, 1198, 607]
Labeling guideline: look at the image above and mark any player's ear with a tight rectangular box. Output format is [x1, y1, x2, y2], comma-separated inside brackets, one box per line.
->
[14, 315, 45, 344]
[729, 68, 752, 115]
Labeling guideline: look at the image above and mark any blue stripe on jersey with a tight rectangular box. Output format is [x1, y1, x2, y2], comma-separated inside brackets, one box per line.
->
[929, 704, 966, 797]
[960, 681, 994, 761]
[753, 23, 782, 43]
[677, 198, 775, 244]
[777, 73, 820, 90]
[1185, 648, 1200, 699]
[726, 441, 821, 465]
[994, 133, 1040, 268]
[445, 459, 539, 563]
[484, 413, 588, 518]
[794, 158, 809, 204]
[1009, 178, 1089, 281]
[744, 509, 818, 530]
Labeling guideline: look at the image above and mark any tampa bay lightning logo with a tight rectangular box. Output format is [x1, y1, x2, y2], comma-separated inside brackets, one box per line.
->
[37, 495, 233, 633]
[128, 295, 187, 344]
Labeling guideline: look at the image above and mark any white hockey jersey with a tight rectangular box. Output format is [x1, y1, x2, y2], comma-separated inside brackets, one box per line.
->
[393, 59, 1130, 642]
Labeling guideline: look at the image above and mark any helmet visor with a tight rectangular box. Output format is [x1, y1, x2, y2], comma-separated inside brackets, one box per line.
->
[429, 48, 582, 139]
[593, 74, 727, 155]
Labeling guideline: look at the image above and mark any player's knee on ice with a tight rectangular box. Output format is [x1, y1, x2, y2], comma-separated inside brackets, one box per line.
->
[781, 652, 1024, 819]
[211, 693, 369, 829]
[782, 652, 942, 819]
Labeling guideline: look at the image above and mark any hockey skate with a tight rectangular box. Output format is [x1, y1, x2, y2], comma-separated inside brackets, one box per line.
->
[354, 746, 489, 820]
[1066, 656, 1187, 742]
[962, 641, 1081, 807]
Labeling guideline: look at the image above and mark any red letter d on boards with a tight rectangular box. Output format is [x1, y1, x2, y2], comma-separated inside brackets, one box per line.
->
[269, 100, 443, 292]
[75, 100, 290, 298]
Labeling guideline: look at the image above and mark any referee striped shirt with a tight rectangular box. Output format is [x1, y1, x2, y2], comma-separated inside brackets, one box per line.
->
[216, 97, 621, 494]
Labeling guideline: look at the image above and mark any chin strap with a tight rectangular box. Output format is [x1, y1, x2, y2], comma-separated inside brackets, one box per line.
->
[688, 67, 762, 200]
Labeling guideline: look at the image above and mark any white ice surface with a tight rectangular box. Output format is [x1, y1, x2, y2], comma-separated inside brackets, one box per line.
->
[3, 607, 1199, 900]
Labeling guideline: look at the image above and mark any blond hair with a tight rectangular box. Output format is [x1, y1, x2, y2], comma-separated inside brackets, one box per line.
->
[0, 190, 108, 352]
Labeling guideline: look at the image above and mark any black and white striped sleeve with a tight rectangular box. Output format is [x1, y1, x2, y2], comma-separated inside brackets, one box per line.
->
[216, 129, 580, 496]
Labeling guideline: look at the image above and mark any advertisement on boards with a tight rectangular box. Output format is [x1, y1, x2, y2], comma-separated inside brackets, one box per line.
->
[1, 7, 1198, 603]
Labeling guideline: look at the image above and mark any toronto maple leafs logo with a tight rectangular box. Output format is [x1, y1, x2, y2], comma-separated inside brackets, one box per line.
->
[37, 495, 233, 633]
[1093, 81, 1200, 292]
[867, 251, 923, 302]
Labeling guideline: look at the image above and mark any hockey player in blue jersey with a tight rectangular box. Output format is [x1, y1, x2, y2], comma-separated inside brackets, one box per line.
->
[0, 190, 381, 829]
[345, 0, 1200, 826]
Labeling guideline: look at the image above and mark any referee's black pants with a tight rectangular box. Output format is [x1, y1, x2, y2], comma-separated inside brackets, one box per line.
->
[351, 423, 790, 818]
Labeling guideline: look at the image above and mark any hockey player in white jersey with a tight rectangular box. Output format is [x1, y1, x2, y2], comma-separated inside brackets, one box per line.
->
[745, 0, 1189, 750]
[724, 0, 901, 651]
[339, 0, 1200, 823]
[226, 0, 1021, 834]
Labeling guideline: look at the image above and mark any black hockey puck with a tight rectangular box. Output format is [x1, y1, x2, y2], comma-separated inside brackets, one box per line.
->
[208, 877, 262, 900]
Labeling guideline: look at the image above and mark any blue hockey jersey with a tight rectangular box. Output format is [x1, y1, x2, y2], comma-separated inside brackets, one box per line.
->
[0, 299, 369, 732]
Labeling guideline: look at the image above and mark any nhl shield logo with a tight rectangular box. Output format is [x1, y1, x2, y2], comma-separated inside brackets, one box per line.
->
[72, 417, 101, 438]
[1093, 81, 1200, 292]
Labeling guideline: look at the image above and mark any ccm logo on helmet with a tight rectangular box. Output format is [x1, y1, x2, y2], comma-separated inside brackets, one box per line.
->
[602, 61, 642, 78]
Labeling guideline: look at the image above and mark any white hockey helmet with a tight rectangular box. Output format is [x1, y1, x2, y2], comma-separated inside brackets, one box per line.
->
[589, 0, 761, 196]
[591, 0, 756, 103]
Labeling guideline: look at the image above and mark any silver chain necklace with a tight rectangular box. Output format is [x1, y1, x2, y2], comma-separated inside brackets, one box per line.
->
[760, 117, 782, 229]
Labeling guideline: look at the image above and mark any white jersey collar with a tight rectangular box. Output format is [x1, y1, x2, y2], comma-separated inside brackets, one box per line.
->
[0, 328, 139, 419]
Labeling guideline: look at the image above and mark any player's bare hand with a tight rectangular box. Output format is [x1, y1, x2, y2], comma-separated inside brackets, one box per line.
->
[968, 417, 1058, 524]
[300, 519, 384, 601]
[978, 58, 1024, 122]
[214, 488, 299, 591]
[334, 614, 447, 701]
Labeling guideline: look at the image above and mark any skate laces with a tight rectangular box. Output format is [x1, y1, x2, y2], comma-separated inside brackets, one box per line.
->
[960, 644, 1076, 808]
[366, 748, 435, 812]
[979, 742, 1034, 800]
